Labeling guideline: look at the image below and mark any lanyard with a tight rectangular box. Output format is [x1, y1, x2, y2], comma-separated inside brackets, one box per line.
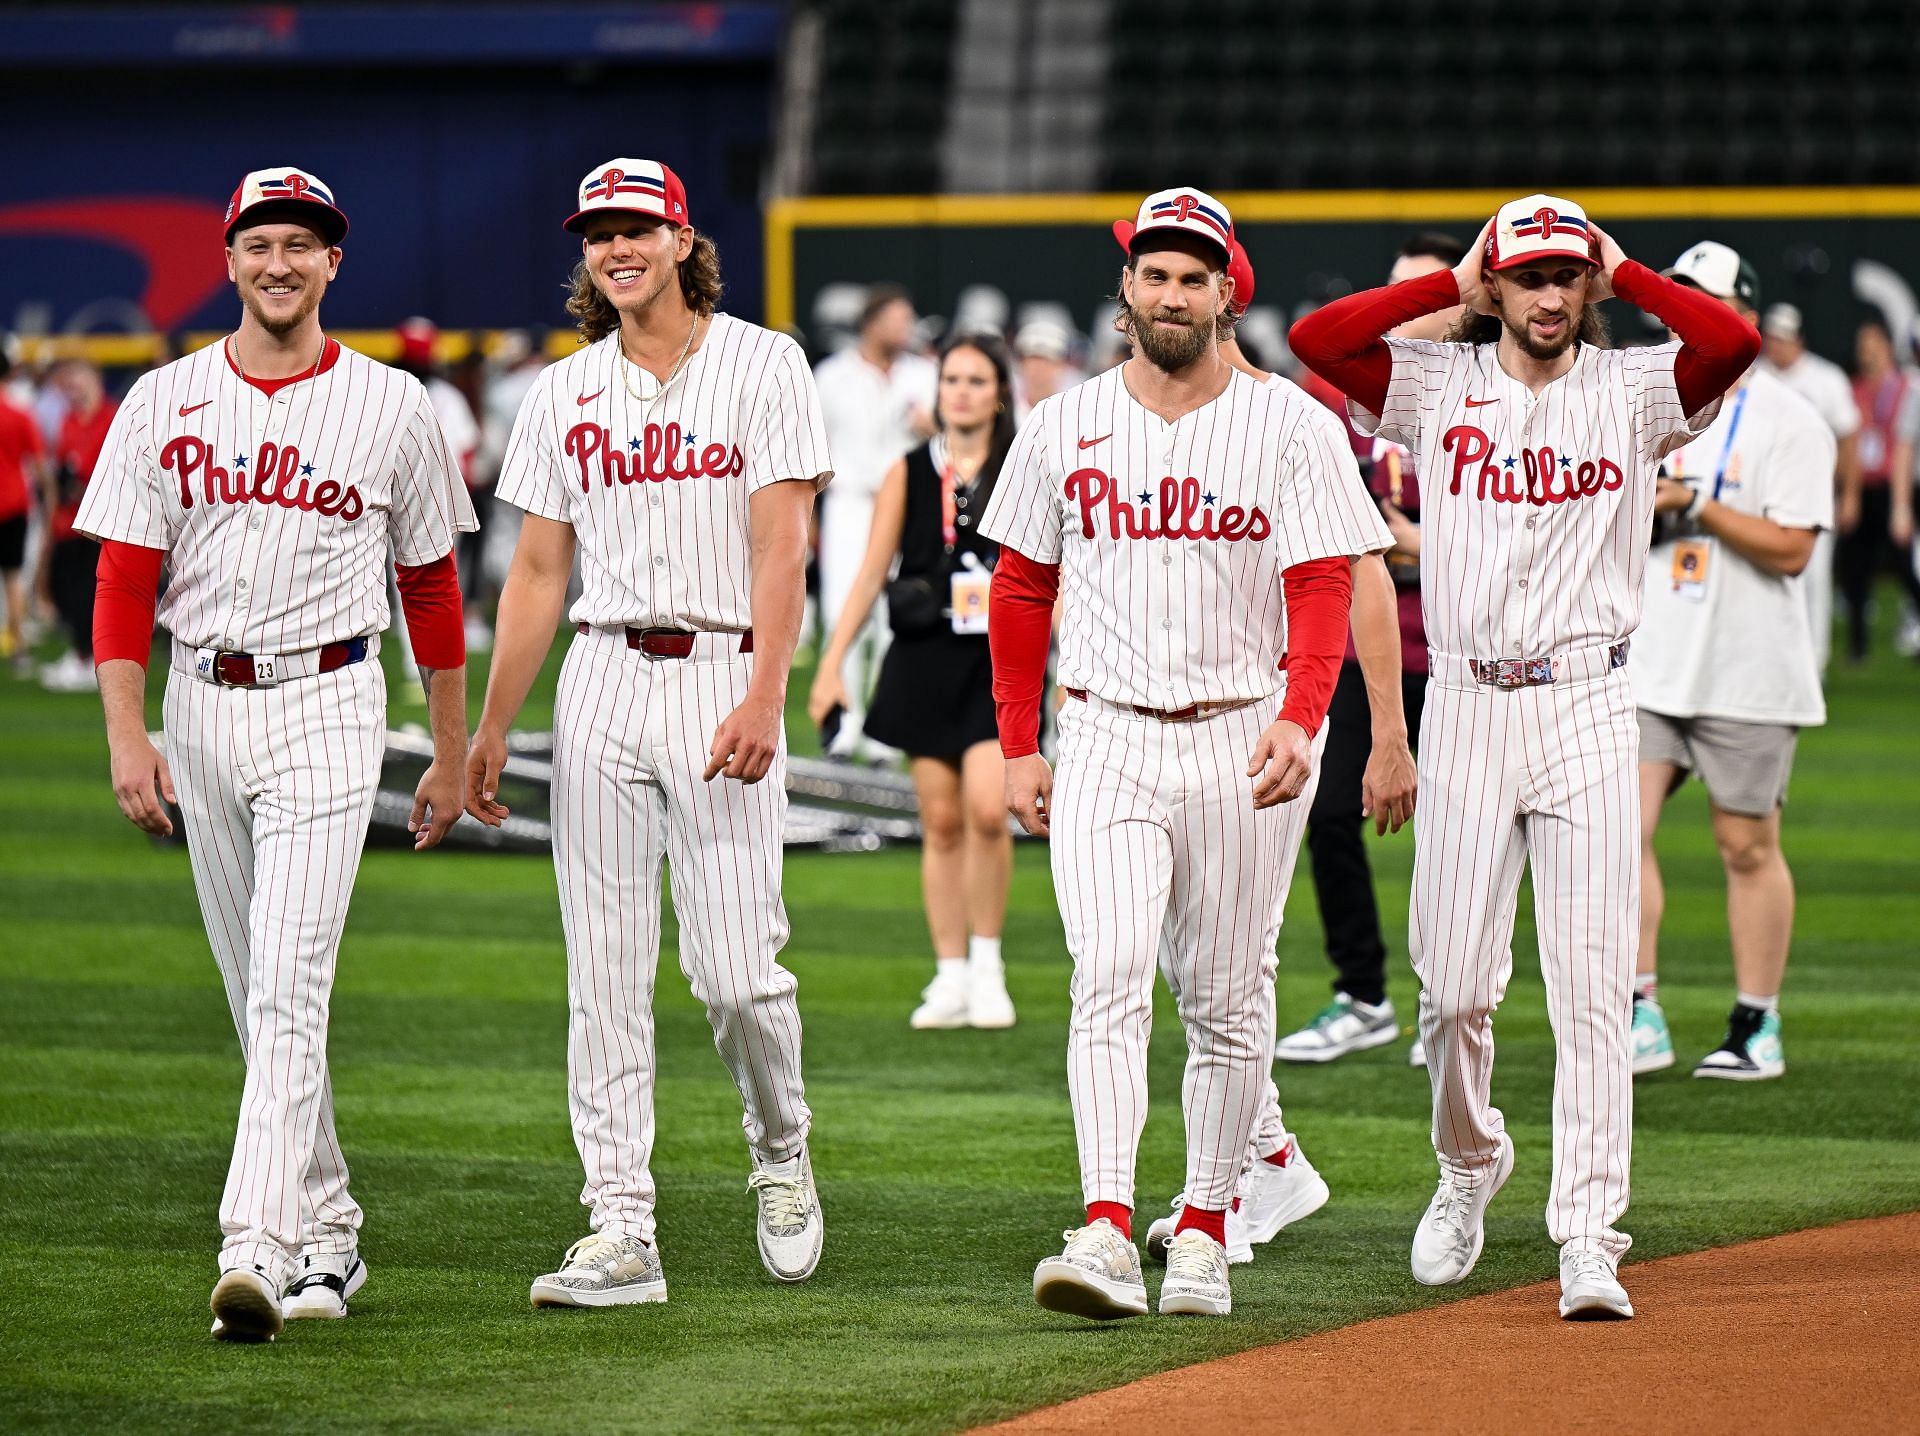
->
[1708, 386, 1748, 501]
[930, 433, 972, 552]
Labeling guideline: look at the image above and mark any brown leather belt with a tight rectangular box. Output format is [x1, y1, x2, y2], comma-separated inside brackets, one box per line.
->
[578, 623, 754, 658]
[212, 637, 368, 688]
[1066, 687, 1201, 722]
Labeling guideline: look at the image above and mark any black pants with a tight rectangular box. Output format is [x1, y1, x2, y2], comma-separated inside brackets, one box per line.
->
[1835, 483, 1920, 661]
[49, 536, 98, 660]
[1302, 659, 1428, 1007]
[458, 489, 490, 604]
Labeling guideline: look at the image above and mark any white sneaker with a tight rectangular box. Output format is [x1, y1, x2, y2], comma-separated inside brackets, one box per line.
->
[1145, 1195, 1254, 1266]
[38, 650, 97, 693]
[1275, 994, 1399, 1063]
[968, 954, 1016, 1029]
[282, 1251, 367, 1320]
[910, 967, 973, 1029]
[530, 1232, 667, 1307]
[1559, 1249, 1634, 1320]
[463, 616, 494, 653]
[1239, 1140, 1331, 1244]
[1410, 1135, 1514, 1286]
[210, 1266, 284, 1342]
[749, 1150, 823, 1282]
[1159, 1230, 1232, 1316]
[1409, 1036, 1427, 1068]
[1033, 1218, 1148, 1320]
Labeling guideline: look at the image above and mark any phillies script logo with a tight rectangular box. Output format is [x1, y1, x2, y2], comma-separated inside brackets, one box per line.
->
[1442, 425, 1622, 505]
[163, 436, 363, 521]
[1067, 467, 1271, 541]
[566, 422, 744, 492]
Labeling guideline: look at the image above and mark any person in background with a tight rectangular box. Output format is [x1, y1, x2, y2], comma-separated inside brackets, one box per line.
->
[808, 334, 1020, 1029]
[0, 342, 47, 668]
[1834, 318, 1919, 663]
[395, 319, 484, 653]
[474, 330, 552, 645]
[40, 359, 116, 692]
[1012, 318, 1076, 420]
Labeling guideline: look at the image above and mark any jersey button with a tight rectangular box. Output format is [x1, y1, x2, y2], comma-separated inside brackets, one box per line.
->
[1517, 578, 1528, 588]
[653, 555, 665, 566]
[1161, 619, 1172, 629]
[1526, 517, 1537, 528]
[249, 516, 263, 531]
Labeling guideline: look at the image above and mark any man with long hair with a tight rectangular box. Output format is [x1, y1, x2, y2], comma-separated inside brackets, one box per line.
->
[467, 158, 831, 1307]
[1291, 193, 1759, 1320]
[986, 188, 1390, 1320]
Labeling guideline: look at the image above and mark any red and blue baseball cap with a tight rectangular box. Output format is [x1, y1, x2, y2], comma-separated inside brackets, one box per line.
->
[565, 158, 690, 233]
[224, 167, 347, 246]
[1487, 193, 1595, 272]
[1112, 186, 1234, 267]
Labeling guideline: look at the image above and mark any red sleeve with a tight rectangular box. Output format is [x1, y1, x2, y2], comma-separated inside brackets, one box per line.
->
[1609, 260, 1763, 417]
[988, 548, 1060, 760]
[1287, 269, 1463, 416]
[93, 539, 166, 667]
[1277, 556, 1353, 735]
[395, 551, 467, 669]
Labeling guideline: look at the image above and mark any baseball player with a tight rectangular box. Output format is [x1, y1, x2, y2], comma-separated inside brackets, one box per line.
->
[77, 166, 477, 1342]
[1634, 242, 1835, 1082]
[984, 188, 1391, 1320]
[466, 158, 831, 1307]
[1291, 193, 1760, 1320]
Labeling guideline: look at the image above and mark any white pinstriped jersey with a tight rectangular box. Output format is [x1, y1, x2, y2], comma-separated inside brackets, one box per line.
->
[74, 341, 476, 653]
[980, 365, 1391, 711]
[496, 314, 832, 631]
[1355, 338, 1715, 660]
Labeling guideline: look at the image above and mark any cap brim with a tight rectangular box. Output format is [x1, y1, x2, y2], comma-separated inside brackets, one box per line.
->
[1488, 245, 1593, 272]
[1111, 219, 1135, 254]
[564, 207, 682, 234]
[227, 199, 347, 246]
[1125, 221, 1230, 265]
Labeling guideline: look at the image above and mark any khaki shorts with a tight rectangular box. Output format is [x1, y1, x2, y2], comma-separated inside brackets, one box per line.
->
[1638, 710, 1798, 817]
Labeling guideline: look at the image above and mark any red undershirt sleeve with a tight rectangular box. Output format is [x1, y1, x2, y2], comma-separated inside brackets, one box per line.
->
[93, 539, 166, 667]
[1277, 555, 1353, 734]
[1287, 269, 1463, 416]
[395, 551, 467, 670]
[988, 547, 1060, 760]
[1609, 260, 1763, 417]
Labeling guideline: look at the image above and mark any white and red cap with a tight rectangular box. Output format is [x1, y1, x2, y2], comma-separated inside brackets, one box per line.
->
[1112, 186, 1234, 267]
[224, 166, 347, 245]
[565, 157, 690, 233]
[1486, 193, 1596, 272]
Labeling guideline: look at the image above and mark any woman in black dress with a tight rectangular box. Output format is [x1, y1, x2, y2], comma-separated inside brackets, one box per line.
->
[809, 334, 1020, 1029]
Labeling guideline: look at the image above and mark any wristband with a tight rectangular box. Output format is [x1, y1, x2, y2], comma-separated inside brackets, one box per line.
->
[1683, 488, 1709, 524]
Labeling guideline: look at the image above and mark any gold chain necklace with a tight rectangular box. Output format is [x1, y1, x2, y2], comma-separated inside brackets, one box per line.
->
[618, 312, 702, 423]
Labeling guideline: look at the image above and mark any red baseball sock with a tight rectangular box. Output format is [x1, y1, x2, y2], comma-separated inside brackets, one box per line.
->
[1261, 1142, 1294, 1168]
[1086, 1202, 1132, 1238]
[1174, 1204, 1227, 1245]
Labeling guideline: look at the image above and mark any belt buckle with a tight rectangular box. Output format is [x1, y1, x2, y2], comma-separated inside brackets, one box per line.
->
[635, 626, 693, 661]
[211, 651, 252, 687]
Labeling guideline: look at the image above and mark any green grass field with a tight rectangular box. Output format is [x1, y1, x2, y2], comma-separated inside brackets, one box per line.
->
[3, 603, 1918, 1434]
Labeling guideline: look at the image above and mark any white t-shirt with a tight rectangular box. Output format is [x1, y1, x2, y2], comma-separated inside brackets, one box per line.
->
[1759, 350, 1860, 441]
[1635, 369, 1836, 726]
[426, 375, 480, 483]
[980, 364, 1390, 711]
[813, 346, 937, 501]
[495, 314, 832, 632]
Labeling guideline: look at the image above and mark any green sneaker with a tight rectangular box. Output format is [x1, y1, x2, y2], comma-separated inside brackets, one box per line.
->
[1694, 1006, 1784, 1081]
[1630, 996, 1675, 1075]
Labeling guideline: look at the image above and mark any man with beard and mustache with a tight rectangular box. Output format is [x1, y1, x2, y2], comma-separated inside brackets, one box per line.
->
[1291, 193, 1759, 1320]
[982, 187, 1390, 1320]
[74, 167, 477, 1340]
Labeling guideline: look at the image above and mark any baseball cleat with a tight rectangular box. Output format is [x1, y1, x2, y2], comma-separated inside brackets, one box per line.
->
[1630, 995, 1676, 1075]
[210, 1266, 283, 1343]
[530, 1233, 667, 1308]
[1239, 1140, 1331, 1244]
[1275, 995, 1399, 1063]
[283, 1251, 367, 1320]
[1559, 1249, 1634, 1320]
[909, 968, 973, 1029]
[1410, 1134, 1514, 1286]
[1033, 1219, 1148, 1320]
[1158, 1230, 1232, 1316]
[1145, 1195, 1253, 1266]
[750, 1149, 824, 1282]
[1693, 1006, 1784, 1082]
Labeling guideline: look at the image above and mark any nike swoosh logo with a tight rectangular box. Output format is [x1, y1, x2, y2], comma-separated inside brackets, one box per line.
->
[1464, 396, 1499, 408]
[1077, 434, 1111, 449]
[178, 400, 213, 416]
[577, 389, 606, 406]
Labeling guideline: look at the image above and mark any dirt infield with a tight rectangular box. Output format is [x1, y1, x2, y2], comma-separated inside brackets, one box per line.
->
[986, 1213, 1918, 1435]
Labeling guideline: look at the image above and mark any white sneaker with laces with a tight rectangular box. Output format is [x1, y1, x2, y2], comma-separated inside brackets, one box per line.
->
[1239, 1140, 1331, 1244]
[910, 967, 973, 1029]
[1559, 1249, 1634, 1320]
[210, 1265, 284, 1342]
[1033, 1218, 1148, 1319]
[1274, 994, 1399, 1063]
[530, 1232, 667, 1307]
[1145, 1194, 1254, 1266]
[282, 1250, 367, 1320]
[1159, 1230, 1232, 1316]
[1410, 1135, 1514, 1286]
[39, 651, 98, 693]
[968, 954, 1016, 1029]
[750, 1150, 824, 1282]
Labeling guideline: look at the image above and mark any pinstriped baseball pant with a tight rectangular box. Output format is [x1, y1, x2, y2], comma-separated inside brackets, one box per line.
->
[1410, 668, 1638, 1262]
[551, 627, 811, 1245]
[164, 658, 385, 1288]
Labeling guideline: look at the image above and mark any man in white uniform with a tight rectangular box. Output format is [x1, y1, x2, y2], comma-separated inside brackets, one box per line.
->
[1633, 245, 1834, 1083]
[984, 188, 1391, 1320]
[1758, 303, 1860, 673]
[1291, 193, 1761, 1320]
[466, 157, 830, 1307]
[77, 166, 476, 1341]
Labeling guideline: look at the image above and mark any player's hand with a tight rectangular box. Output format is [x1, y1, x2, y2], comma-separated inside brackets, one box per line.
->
[1454, 217, 1498, 316]
[1586, 221, 1629, 304]
[410, 759, 463, 851]
[705, 693, 782, 783]
[807, 667, 848, 727]
[109, 731, 176, 836]
[1654, 477, 1696, 515]
[1004, 752, 1053, 836]
[1361, 736, 1417, 836]
[464, 725, 511, 827]
[1381, 499, 1421, 556]
[1247, 719, 1313, 809]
